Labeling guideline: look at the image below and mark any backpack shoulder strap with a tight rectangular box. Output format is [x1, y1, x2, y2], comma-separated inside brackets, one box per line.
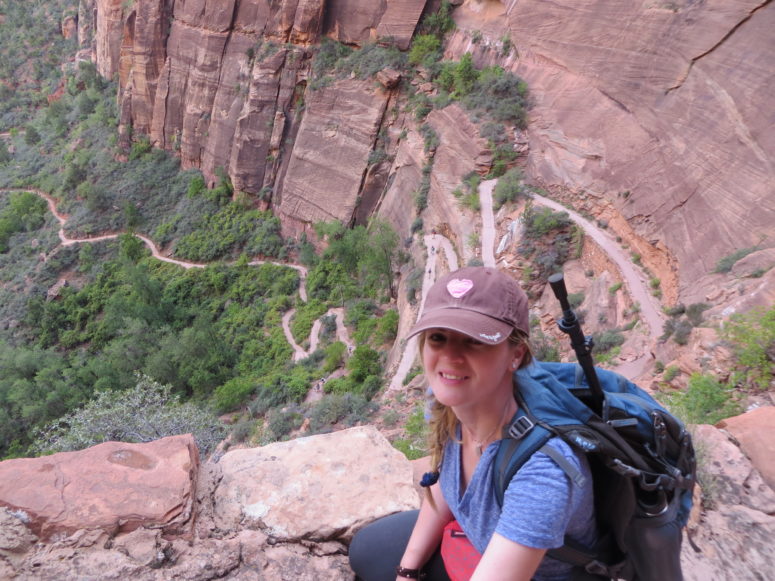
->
[493, 406, 553, 507]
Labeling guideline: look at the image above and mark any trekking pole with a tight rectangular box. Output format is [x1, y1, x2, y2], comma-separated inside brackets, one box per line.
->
[548, 273, 605, 415]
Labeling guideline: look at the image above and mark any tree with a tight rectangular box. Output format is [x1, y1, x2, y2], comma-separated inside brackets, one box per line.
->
[360, 219, 401, 299]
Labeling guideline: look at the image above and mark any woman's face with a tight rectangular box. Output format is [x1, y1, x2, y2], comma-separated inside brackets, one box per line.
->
[422, 328, 524, 410]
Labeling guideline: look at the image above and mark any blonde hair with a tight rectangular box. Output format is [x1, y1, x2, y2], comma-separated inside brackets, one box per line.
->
[419, 329, 532, 502]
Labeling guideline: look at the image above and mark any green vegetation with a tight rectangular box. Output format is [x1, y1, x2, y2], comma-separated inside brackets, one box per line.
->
[714, 246, 759, 273]
[664, 373, 742, 425]
[661, 302, 709, 345]
[516, 202, 574, 280]
[309, 219, 405, 302]
[0, 0, 77, 131]
[392, 404, 428, 460]
[310, 39, 408, 89]
[663, 365, 681, 383]
[721, 305, 775, 390]
[492, 168, 526, 209]
[33, 374, 227, 456]
[0, 191, 47, 251]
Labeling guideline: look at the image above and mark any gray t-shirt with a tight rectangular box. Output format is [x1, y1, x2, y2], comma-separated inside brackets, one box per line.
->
[439, 433, 597, 581]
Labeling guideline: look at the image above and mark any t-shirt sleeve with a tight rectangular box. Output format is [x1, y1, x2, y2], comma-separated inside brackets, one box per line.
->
[494, 439, 580, 549]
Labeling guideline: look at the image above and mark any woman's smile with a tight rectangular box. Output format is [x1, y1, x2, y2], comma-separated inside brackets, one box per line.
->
[422, 328, 522, 409]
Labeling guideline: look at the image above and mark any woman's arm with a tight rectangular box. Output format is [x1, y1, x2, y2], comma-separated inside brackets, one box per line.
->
[397, 483, 453, 577]
[471, 533, 546, 581]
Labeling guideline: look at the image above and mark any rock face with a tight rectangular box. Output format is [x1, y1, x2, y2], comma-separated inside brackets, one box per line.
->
[684, 423, 775, 581]
[275, 78, 391, 239]
[214, 425, 419, 540]
[85, 0, 775, 313]
[88, 0, 429, 199]
[0, 426, 419, 579]
[718, 407, 775, 491]
[0, 434, 198, 541]
[446, 0, 775, 294]
[2, 422, 775, 578]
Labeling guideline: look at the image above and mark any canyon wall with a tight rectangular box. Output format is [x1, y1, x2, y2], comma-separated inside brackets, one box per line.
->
[82, 0, 775, 299]
[447, 0, 775, 295]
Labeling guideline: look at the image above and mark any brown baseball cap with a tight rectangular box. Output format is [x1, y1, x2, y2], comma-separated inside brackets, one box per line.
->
[407, 266, 529, 345]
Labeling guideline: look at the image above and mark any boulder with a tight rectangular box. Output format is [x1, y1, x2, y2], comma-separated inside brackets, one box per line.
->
[718, 406, 775, 491]
[683, 424, 775, 581]
[691, 424, 775, 515]
[214, 425, 419, 541]
[0, 435, 199, 541]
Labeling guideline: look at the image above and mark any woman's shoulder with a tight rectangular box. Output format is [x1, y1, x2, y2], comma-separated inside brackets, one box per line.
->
[518, 436, 591, 483]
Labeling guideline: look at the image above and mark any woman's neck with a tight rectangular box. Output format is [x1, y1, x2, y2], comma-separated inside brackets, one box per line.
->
[458, 396, 517, 455]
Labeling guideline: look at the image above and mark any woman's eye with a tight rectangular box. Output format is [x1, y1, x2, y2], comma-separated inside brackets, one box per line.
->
[428, 332, 446, 343]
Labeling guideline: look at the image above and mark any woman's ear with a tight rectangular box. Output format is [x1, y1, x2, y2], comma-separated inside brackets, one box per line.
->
[512, 343, 527, 369]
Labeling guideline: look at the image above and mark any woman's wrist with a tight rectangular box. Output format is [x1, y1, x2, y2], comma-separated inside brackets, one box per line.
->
[396, 564, 427, 579]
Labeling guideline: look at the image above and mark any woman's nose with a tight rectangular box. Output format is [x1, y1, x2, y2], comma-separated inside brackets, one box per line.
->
[440, 338, 465, 360]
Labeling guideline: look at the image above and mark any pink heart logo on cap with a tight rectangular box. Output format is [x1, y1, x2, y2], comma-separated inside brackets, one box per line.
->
[447, 278, 474, 298]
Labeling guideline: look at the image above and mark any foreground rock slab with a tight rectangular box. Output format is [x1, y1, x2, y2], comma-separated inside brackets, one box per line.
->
[0, 435, 199, 541]
[215, 424, 420, 541]
[718, 406, 775, 491]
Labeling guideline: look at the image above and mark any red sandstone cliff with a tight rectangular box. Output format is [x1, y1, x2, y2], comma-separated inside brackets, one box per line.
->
[79, 0, 775, 308]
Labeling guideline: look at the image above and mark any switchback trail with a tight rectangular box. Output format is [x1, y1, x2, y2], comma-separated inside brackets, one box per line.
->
[1, 188, 346, 389]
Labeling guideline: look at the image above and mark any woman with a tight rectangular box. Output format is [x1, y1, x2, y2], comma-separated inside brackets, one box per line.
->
[349, 266, 597, 581]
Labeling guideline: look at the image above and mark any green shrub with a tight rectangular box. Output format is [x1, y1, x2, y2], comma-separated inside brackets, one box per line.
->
[0, 191, 47, 252]
[212, 375, 256, 413]
[593, 329, 625, 353]
[290, 299, 327, 344]
[530, 331, 561, 362]
[685, 303, 709, 327]
[419, 1, 456, 38]
[392, 404, 428, 460]
[375, 309, 399, 344]
[230, 419, 255, 444]
[672, 319, 694, 345]
[266, 407, 304, 441]
[664, 304, 685, 317]
[663, 365, 680, 382]
[33, 374, 227, 456]
[664, 373, 742, 425]
[568, 292, 585, 308]
[347, 345, 382, 384]
[308, 393, 375, 432]
[492, 168, 524, 209]
[523, 206, 571, 238]
[129, 136, 152, 160]
[721, 305, 775, 390]
[608, 282, 623, 295]
[323, 341, 347, 373]
[714, 246, 758, 273]
[409, 34, 441, 67]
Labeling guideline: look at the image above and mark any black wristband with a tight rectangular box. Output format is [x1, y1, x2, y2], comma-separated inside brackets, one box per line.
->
[396, 565, 426, 579]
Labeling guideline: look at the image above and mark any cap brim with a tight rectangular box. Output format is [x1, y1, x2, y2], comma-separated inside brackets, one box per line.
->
[407, 308, 513, 345]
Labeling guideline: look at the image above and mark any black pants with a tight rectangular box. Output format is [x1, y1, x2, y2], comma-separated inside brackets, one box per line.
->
[349, 510, 451, 581]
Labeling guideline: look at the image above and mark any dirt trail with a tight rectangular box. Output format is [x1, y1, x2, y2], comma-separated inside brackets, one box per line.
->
[4, 183, 660, 390]
[1, 188, 338, 386]
[386, 178, 664, 387]
[528, 193, 665, 347]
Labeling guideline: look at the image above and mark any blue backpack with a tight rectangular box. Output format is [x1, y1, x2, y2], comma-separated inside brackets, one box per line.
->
[494, 361, 696, 581]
